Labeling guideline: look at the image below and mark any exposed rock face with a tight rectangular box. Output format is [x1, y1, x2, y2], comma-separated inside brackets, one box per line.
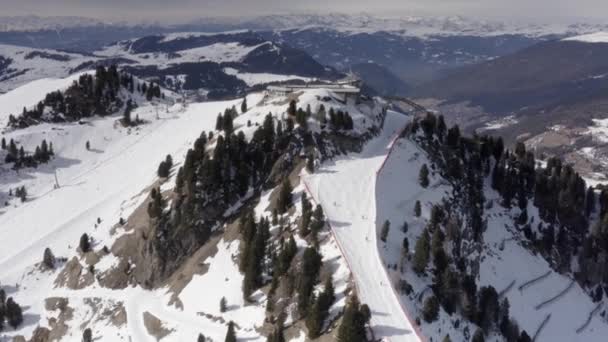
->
[44, 297, 74, 341]
[54, 257, 94, 289]
[143, 312, 173, 340]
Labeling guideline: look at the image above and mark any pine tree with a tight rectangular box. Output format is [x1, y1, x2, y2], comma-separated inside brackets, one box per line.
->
[306, 295, 323, 338]
[310, 205, 325, 235]
[413, 228, 430, 275]
[223, 111, 234, 134]
[478, 285, 499, 332]
[276, 179, 293, 214]
[79, 233, 91, 253]
[5, 297, 23, 328]
[518, 331, 532, 342]
[243, 217, 269, 299]
[18, 186, 27, 202]
[123, 99, 133, 125]
[216, 113, 224, 131]
[1, 137, 5, 150]
[198, 333, 206, 342]
[86, 141, 90, 150]
[402, 237, 410, 257]
[472, 328, 485, 342]
[422, 295, 439, 322]
[443, 334, 452, 342]
[241, 98, 248, 113]
[220, 297, 227, 313]
[287, 100, 297, 116]
[225, 321, 237, 342]
[306, 155, 315, 173]
[446, 125, 460, 147]
[419, 164, 430, 188]
[380, 220, 390, 242]
[415, 200, 422, 217]
[297, 247, 322, 315]
[267, 320, 286, 342]
[43, 247, 55, 269]
[278, 235, 297, 275]
[337, 295, 367, 342]
[82, 328, 93, 342]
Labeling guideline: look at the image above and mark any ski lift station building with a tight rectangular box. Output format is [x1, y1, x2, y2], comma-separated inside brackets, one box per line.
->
[267, 82, 361, 103]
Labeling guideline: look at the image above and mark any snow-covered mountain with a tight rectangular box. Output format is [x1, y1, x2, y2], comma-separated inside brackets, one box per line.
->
[2, 19, 608, 341]
[2, 65, 608, 341]
[0, 44, 99, 94]
[0, 15, 107, 32]
[0, 71, 390, 341]
[0, 30, 340, 99]
[98, 31, 338, 98]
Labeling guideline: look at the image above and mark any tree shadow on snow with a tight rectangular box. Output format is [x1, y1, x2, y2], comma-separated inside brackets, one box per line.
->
[315, 168, 338, 175]
[371, 310, 389, 317]
[329, 220, 351, 228]
[87, 148, 104, 154]
[372, 324, 413, 336]
[0, 155, 81, 188]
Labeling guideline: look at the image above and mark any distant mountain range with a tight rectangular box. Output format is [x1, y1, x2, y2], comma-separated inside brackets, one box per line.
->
[0, 31, 338, 98]
[3, 13, 608, 37]
[412, 34, 608, 183]
[3, 14, 607, 93]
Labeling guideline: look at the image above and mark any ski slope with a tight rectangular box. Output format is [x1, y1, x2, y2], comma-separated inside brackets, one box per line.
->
[0, 80, 370, 341]
[0, 77, 247, 340]
[305, 110, 423, 342]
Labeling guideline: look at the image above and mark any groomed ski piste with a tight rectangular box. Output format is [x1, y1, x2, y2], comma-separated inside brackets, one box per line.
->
[304, 110, 424, 342]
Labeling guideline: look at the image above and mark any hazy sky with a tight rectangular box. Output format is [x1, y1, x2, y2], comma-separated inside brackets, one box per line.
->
[3, 0, 608, 23]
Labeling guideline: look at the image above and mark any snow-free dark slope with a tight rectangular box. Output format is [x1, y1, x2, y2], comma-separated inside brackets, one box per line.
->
[349, 62, 411, 96]
[414, 38, 608, 114]
[262, 28, 544, 85]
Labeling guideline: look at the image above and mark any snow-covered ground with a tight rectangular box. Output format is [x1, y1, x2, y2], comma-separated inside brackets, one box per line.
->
[98, 40, 269, 67]
[0, 76, 376, 340]
[563, 32, 608, 43]
[0, 72, 90, 126]
[0, 44, 97, 93]
[0, 74, 253, 340]
[375, 133, 608, 341]
[223, 67, 314, 86]
[305, 110, 423, 342]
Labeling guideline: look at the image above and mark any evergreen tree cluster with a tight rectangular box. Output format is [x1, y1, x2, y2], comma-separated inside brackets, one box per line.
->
[305, 276, 335, 338]
[8, 65, 160, 128]
[215, 106, 238, 134]
[239, 212, 271, 299]
[0, 290, 23, 330]
[407, 112, 559, 340]
[149, 110, 298, 282]
[337, 295, 370, 342]
[13, 186, 27, 202]
[286, 100, 354, 131]
[157, 154, 173, 178]
[3, 138, 54, 169]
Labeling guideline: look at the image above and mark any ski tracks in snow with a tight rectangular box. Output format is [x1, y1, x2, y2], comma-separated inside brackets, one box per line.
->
[305, 110, 424, 342]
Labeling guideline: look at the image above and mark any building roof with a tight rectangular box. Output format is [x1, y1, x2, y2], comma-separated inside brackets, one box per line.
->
[267, 84, 360, 94]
